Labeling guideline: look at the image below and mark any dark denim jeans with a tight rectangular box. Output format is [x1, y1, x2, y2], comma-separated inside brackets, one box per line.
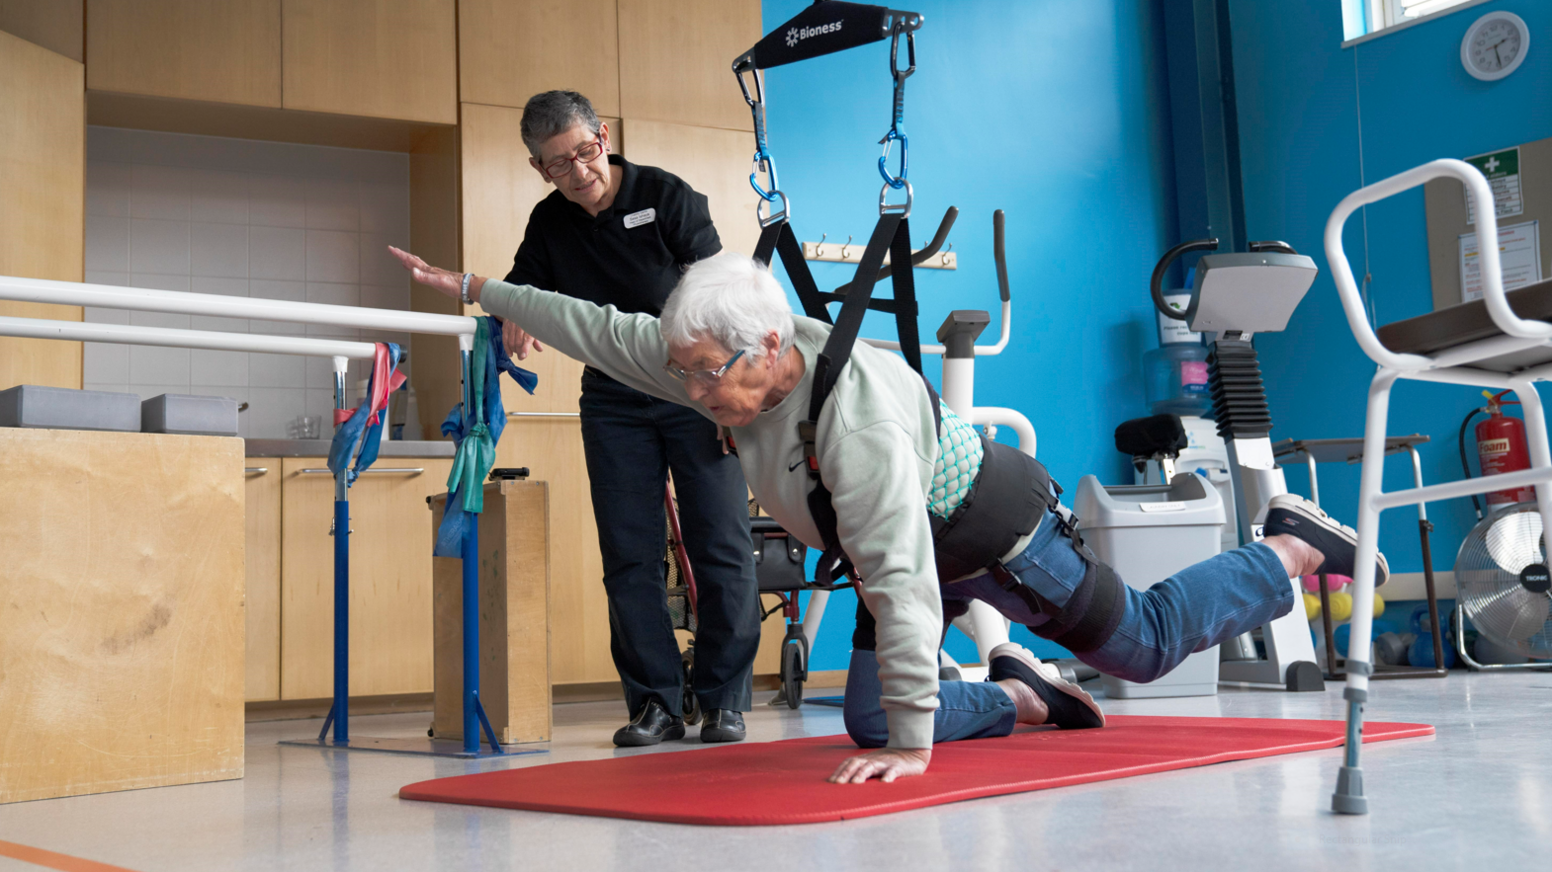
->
[844, 507, 1295, 747]
[579, 370, 761, 717]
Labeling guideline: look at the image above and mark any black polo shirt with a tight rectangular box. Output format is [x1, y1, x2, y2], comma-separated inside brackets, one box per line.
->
[503, 155, 721, 315]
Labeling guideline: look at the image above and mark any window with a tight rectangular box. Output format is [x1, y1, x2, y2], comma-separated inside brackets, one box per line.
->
[1342, 0, 1486, 43]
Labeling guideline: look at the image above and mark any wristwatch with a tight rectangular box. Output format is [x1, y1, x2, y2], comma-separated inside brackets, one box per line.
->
[460, 272, 474, 306]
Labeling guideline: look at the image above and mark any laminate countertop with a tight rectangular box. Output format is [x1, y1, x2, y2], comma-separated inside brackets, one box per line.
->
[244, 439, 456, 458]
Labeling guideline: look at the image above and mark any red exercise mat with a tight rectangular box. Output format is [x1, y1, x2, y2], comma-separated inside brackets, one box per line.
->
[399, 715, 1432, 826]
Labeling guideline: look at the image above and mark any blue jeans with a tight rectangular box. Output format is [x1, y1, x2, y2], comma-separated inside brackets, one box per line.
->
[843, 507, 1295, 747]
[579, 370, 761, 716]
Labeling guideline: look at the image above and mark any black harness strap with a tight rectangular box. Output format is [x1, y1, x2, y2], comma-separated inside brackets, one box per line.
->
[755, 220, 832, 323]
[797, 209, 924, 582]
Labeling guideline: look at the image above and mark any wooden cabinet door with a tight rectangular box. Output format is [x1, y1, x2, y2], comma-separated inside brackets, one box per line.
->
[458, 0, 619, 114]
[244, 460, 282, 701]
[495, 418, 611, 684]
[281, 0, 457, 124]
[85, 0, 281, 107]
[280, 456, 454, 699]
[0, 29, 82, 391]
[617, 0, 761, 131]
[622, 119, 762, 262]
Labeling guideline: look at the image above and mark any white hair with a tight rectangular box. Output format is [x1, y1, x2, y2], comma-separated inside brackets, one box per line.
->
[660, 253, 795, 358]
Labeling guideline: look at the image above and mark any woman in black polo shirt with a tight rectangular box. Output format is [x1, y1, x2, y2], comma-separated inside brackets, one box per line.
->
[499, 90, 759, 745]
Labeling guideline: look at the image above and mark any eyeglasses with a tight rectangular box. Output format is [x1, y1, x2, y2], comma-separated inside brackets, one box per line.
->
[540, 137, 605, 179]
[664, 349, 745, 388]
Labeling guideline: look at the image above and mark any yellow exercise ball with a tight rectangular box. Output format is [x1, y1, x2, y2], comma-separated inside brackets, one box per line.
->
[1303, 592, 1322, 621]
[1328, 591, 1354, 623]
[1372, 592, 1386, 618]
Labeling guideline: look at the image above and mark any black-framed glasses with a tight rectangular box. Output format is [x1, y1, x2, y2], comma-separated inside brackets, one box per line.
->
[664, 349, 745, 388]
[540, 137, 605, 179]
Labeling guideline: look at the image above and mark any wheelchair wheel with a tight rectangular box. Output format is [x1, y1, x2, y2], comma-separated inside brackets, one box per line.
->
[681, 648, 701, 725]
[780, 641, 804, 710]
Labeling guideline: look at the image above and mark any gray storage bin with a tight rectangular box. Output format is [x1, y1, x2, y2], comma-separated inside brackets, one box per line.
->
[142, 394, 240, 437]
[0, 384, 142, 432]
[1074, 472, 1226, 698]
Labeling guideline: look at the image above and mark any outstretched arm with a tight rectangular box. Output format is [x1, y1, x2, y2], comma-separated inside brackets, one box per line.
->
[386, 246, 695, 409]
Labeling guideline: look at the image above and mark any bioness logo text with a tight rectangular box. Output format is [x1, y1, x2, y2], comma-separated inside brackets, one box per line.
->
[786, 20, 843, 48]
[1480, 438, 1512, 455]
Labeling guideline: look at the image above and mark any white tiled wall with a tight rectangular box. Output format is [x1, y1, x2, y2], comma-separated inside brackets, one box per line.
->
[83, 127, 414, 438]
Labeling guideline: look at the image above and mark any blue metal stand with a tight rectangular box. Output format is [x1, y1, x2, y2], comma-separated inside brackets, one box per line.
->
[318, 496, 350, 742]
[462, 519, 501, 755]
[286, 345, 521, 760]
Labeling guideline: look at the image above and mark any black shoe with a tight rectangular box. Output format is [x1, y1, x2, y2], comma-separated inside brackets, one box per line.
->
[1263, 494, 1390, 587]
[612, 700, 685, 747]
[988, 643, 1105, 729]
[699, 709, 746, 743]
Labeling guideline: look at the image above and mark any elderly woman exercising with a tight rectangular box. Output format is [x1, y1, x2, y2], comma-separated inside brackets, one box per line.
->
[391, 246, 1387, 784]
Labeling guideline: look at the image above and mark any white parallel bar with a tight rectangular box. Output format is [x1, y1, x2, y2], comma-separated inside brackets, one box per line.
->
[0, 315, 377, 359]
[1371, 465, 1552, 510]
[507, 411, 580, 418]
[0, 275, 476, 337]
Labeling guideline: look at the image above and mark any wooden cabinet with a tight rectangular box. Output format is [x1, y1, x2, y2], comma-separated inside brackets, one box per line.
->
[0, 429, 244, 804]
[0, 0, 84, 61]
[623, 119, 762, 261]
[458, 0, 619, 115]
[617, 0, 761, 131]
[431, 479, 551, 745]
[85, 0, 281, 107]
[244, 461, 282, 702]
[279, 457, 454, 699]
[495, 418, 611, 684]
[0, 29, 82, 391]
[281, 0, 456, 124]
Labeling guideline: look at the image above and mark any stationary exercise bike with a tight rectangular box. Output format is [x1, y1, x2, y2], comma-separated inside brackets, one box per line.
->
[1148, 239, 1326, 690]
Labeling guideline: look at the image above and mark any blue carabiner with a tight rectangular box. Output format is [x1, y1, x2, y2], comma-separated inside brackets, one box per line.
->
[749, 149, 781, 201]
[878, 129, 908, 189]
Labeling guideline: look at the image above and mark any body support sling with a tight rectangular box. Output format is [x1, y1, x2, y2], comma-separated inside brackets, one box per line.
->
[736, 0, 1122, 653]
[751, 214, 1124, 654]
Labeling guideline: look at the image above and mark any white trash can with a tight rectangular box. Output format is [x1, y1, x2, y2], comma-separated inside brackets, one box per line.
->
[1074, 472, 1225, 698]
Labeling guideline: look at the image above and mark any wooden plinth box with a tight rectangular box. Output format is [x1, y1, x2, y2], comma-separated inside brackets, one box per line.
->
[0, 428, 245, 804]
[429, 479, 551, 745]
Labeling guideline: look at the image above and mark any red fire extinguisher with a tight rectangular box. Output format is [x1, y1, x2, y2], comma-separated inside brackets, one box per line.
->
[1477, 390, 1535, 505]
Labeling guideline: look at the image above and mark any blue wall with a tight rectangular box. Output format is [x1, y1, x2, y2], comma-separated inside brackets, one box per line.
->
[758, 0, 1181, 669]
[1227, 1, 1552, 579]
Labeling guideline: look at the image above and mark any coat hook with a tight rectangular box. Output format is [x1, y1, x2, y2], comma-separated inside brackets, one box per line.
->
[941, 242, 953, 266]
[814, 233, 827, 258]
[840, 235, 854, 259]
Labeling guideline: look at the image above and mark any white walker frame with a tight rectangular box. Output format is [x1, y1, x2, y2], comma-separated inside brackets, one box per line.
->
[1324, 158, 1552, 814]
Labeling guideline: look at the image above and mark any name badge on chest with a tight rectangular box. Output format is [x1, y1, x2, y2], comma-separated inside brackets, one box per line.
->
[623, 208, 656, 229]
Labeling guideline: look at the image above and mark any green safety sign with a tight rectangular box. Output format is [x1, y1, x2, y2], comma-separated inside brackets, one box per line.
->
[1467, 148, 1519, 181]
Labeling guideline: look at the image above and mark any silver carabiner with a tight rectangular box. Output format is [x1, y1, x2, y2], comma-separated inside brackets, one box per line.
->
[878, 179, 912, 218]
[758, 189, 791, 228]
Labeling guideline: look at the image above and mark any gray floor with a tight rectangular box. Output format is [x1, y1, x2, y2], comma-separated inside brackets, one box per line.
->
[2, 672, 1550, 871]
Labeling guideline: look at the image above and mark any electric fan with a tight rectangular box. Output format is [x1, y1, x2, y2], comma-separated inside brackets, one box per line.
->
[1455, 503, 1552, 660]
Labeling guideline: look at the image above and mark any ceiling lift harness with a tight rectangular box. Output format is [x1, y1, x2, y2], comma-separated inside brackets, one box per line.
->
[731, 2, 1124, 654]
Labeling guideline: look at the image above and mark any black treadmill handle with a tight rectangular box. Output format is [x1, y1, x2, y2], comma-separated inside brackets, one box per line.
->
[993, 209, 1009, 303]
[1151, 238, 1219, 321]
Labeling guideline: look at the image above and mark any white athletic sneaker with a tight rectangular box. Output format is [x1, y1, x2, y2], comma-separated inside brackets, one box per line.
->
[987, 642, 1105, 729]
[1263, 493, 1390, 587]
